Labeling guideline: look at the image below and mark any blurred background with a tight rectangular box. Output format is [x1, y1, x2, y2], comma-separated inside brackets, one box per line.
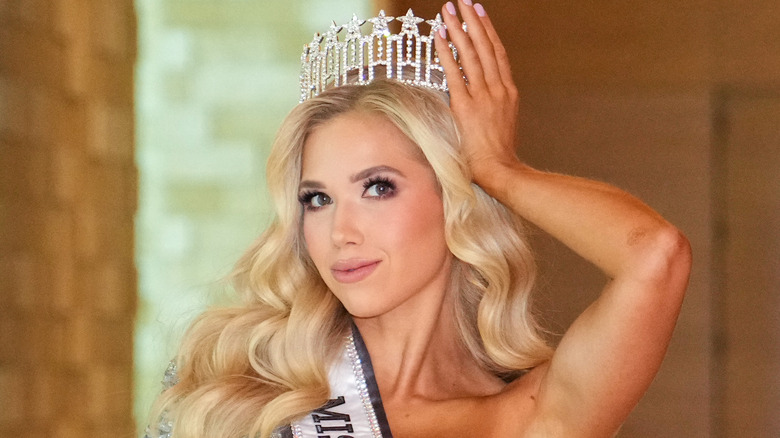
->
[0, 0, 777, 437]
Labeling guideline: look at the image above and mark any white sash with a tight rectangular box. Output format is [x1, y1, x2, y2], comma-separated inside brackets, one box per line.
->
[283, 327, 393, 438]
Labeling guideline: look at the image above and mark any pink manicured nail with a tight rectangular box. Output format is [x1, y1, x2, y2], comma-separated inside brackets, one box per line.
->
[438, 27, 447, 38]
[474, 3, 486, 16]
[445, 2, 456, 15]
[463, 0, 473, 6]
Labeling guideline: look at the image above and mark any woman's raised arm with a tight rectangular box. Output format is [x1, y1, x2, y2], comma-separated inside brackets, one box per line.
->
[436, 2, 692, 436]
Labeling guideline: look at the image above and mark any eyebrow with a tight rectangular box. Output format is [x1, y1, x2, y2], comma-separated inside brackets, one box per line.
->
[298, 165, 405, 191]
[350, 165, 405, 183]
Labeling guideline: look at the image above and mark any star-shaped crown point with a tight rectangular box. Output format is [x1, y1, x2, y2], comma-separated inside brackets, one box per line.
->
[368, 10, 394, 36]
[346, 14, 366, 37]
[398, 9, 424, 34]
[427, 14, 446, 33]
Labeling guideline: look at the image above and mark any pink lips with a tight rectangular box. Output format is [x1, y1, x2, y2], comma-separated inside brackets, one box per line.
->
[330, 259, 381, 283]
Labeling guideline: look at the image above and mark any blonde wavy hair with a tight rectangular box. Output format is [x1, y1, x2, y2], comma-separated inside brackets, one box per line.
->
[146, 80, 553, 438]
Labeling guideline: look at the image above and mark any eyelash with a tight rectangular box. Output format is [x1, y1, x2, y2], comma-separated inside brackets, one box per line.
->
[298, 191, 330, 212]
[298, 176, 397, 212]
[362, 176, 396, 199]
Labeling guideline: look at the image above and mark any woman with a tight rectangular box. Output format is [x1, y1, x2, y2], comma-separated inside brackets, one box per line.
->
[146, 2, 691, 437]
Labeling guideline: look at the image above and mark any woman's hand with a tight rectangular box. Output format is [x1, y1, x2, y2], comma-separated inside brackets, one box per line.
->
[435, 0, 523, 187]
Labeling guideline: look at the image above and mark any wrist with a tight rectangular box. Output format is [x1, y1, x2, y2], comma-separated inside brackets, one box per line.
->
[471, 159, 533, 200]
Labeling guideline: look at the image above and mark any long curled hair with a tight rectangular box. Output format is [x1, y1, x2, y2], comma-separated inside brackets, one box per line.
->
[146, 80, 553, 438]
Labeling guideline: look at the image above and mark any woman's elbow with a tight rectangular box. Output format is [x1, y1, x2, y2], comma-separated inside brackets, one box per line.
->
[627, 224, 693, 291]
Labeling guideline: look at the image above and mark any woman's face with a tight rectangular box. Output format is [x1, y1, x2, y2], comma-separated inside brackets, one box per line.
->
[299, 111, 452, 319]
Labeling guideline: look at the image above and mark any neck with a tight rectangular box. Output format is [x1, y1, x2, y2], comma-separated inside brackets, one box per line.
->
[351, 273, 504, 402]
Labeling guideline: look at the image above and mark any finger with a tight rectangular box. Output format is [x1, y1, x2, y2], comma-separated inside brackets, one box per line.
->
[440, 1, 487, 91]
[456, 0, 503, 89]
[474, 3, 515, 90]
[434, 23, 469, 98]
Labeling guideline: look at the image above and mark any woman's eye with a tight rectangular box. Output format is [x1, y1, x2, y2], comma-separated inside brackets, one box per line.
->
[309, 193, 331, 207]
[363, 180, 395, 198]
[299, 192, 332, 210]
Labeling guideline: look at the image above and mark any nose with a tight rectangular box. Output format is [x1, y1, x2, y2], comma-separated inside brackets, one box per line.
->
[330, 201, 363, 247]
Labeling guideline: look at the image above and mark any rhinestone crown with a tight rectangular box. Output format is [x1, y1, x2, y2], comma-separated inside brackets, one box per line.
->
[299, 9, 456, 102]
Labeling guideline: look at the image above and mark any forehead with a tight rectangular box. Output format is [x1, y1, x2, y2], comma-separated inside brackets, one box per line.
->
[301, 111, 427, 178]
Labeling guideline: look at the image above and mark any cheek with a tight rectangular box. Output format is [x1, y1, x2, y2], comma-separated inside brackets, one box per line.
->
[390, 197, 448, 252]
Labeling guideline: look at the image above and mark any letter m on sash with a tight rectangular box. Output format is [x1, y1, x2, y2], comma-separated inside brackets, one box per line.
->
[312, 396, 352, 424]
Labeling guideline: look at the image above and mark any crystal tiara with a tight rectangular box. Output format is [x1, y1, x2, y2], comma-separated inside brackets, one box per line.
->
[299, 9, 457, 102]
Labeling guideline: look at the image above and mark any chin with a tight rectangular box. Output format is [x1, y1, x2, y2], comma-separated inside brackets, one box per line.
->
[337, 296, 393, 320]
[342, 304, 385, 320]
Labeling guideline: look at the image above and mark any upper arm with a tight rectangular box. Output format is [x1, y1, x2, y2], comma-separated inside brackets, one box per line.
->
[533, 226, 692, 436]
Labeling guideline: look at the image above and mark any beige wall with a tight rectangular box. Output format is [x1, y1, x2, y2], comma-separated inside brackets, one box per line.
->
[385, 1, 780, 437]
[0, 1, 137, 437]
[716, 94, 780, 437]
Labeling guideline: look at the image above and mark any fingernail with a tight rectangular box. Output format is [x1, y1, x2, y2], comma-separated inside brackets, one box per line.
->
[439, 27, 447, 39]
[445, 2, 456, 15]
[474, 3, 486, 16]
[463, 0, 473, 5]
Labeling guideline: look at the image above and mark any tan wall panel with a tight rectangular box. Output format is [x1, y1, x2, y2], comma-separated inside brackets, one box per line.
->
[0, 0, 137, 436]
[721, 96, 780, 438]
[715, 1, 780, 85]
